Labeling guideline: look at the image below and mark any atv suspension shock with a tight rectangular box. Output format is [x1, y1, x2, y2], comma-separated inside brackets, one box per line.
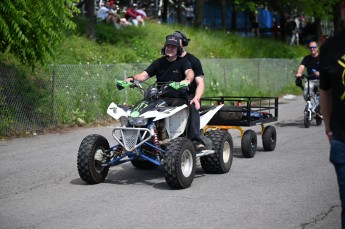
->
[114, 144, 124, 156]
[153, 129, 161, 155]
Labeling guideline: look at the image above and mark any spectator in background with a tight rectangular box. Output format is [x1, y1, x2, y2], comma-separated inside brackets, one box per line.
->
[290, 15, 300, 45]
[97, 2, 121, 28]
[185, 3, 195, 26]
[285, 16, 296, 44]
[109, 4, 131, 29]
[319, 29, 345, 229]
[125, 3, 145, 26]
[136, 3, 148, 19]
[97, 2, 111, 23]
[250, 5, 260, 37]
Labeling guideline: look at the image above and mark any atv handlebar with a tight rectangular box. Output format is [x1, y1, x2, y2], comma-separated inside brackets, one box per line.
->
[116, 80, 188, 92]
[296, 74, 319, 81]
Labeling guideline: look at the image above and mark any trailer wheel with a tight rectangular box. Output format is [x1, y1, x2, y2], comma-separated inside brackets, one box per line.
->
[77, 134, 110, 184]
[241, 130, 257, 158]
[131, 159, 158, 170]
[201, 130, 233, 173]
[262, 126, 277, 151]
[164, 137, 196, 189]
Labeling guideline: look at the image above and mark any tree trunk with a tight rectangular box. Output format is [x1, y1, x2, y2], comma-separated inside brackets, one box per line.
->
[315, 18, 322, 42]
[332, 1, 342, 34]
[162, 0, 168, 23]
[85, 0, 96, 41]
[220, 0, 226, 30]
[230, 2, 237, 32]
[194, 0, 205, 28]
[177, 0, 182, 24]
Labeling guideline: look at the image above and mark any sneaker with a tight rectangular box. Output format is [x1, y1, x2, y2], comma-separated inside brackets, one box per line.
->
[194, 142, 205, 151]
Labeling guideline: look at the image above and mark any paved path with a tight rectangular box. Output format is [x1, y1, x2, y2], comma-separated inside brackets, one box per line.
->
[0, 95, 340, 229]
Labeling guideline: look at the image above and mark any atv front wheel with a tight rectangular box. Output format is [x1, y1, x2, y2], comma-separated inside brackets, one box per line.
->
[164, 137, 196, 189]
[201, 130, 233, 173]
[77, 134, 110, 184]
[304, 112, 311, 128]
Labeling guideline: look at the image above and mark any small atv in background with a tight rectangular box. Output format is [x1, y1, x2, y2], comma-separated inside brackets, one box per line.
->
[301, 74, 322, 128]
[77, 80, 234, 189]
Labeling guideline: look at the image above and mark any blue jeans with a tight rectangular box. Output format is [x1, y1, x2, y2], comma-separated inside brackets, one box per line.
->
[330, 137, 345, 229]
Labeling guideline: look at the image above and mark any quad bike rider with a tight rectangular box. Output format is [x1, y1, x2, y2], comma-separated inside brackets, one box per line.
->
[77, 35, 234, 189]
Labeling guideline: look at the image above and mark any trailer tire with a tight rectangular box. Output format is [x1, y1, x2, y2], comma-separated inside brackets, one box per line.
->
[201, 130, 233, 173]
[241, 130, 257, 158]
[262, 126, 277, 151]
[164, 137, 196, 189]
[77, 134, 110, 184]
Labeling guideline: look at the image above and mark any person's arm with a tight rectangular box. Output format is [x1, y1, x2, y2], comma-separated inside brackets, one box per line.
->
[181, 69, 194, 85]
[320, 88, 332, 143]
[190, 77, 204, 110]
[126, 8, 137, 18]
[296, 64, 305, 77]
[125, 71, 149, 82]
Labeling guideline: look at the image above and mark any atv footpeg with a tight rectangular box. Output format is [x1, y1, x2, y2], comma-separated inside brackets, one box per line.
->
[196, 150, 215, 158]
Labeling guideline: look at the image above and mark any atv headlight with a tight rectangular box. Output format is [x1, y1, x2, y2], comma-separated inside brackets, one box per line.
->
[128, 117, 148, 126]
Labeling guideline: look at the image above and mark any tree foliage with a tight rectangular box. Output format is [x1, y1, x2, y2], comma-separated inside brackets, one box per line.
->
[0, 0, 79, 70]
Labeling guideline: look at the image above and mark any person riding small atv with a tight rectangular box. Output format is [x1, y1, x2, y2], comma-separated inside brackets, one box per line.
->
[77, 80, 234, 189]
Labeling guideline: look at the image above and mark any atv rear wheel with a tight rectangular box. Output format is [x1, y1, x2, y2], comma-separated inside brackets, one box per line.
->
[201, 130, 233, 173]
[316, 115, 322, 126]
[164, 137, 196, 189]
[241, 130, 257, 158]
[77, 134, 110, 184]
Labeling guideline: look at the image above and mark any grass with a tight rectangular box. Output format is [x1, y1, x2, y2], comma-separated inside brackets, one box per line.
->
[0, 16, 310, 136]
[49, 16, 308, 64]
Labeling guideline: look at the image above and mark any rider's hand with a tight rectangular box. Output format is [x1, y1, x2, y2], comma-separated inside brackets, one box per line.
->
[180, 79, 191, 85]
[125, 77, 134, 82]
[190, 97, 201, 110]
[295, 73, 302, 77]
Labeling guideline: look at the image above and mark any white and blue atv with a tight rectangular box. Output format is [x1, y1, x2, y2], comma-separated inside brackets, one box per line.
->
[77, 80, 234, 189]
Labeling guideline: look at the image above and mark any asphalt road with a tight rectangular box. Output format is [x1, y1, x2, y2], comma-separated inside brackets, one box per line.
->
[0, 95, 341, 229]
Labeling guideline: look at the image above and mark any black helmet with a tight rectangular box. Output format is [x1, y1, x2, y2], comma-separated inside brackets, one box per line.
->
[172, 31, 191, 46]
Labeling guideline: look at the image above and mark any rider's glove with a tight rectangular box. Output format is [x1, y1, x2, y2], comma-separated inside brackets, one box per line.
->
[169, 82, 189, 90]
[116, 80, 133, 90]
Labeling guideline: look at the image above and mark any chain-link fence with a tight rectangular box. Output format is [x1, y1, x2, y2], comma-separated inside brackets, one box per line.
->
[0, 58, 300, 136]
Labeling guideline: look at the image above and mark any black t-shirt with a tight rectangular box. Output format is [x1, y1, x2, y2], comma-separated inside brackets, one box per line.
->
[301, 54, 320, 75]
[319, 29, 345, 142]
[183, 53, 204, 97]
[145, 56, 191, 98]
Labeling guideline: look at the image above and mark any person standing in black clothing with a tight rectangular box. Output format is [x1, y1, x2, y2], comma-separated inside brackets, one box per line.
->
[125, 35, 206, 150]
[319, 29, 345, 229]
[295, 41, 320, 101]
[171, 31, 205, 150]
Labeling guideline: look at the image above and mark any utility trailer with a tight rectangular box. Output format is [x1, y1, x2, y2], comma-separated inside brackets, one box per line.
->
[200, 96, 278, 158]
